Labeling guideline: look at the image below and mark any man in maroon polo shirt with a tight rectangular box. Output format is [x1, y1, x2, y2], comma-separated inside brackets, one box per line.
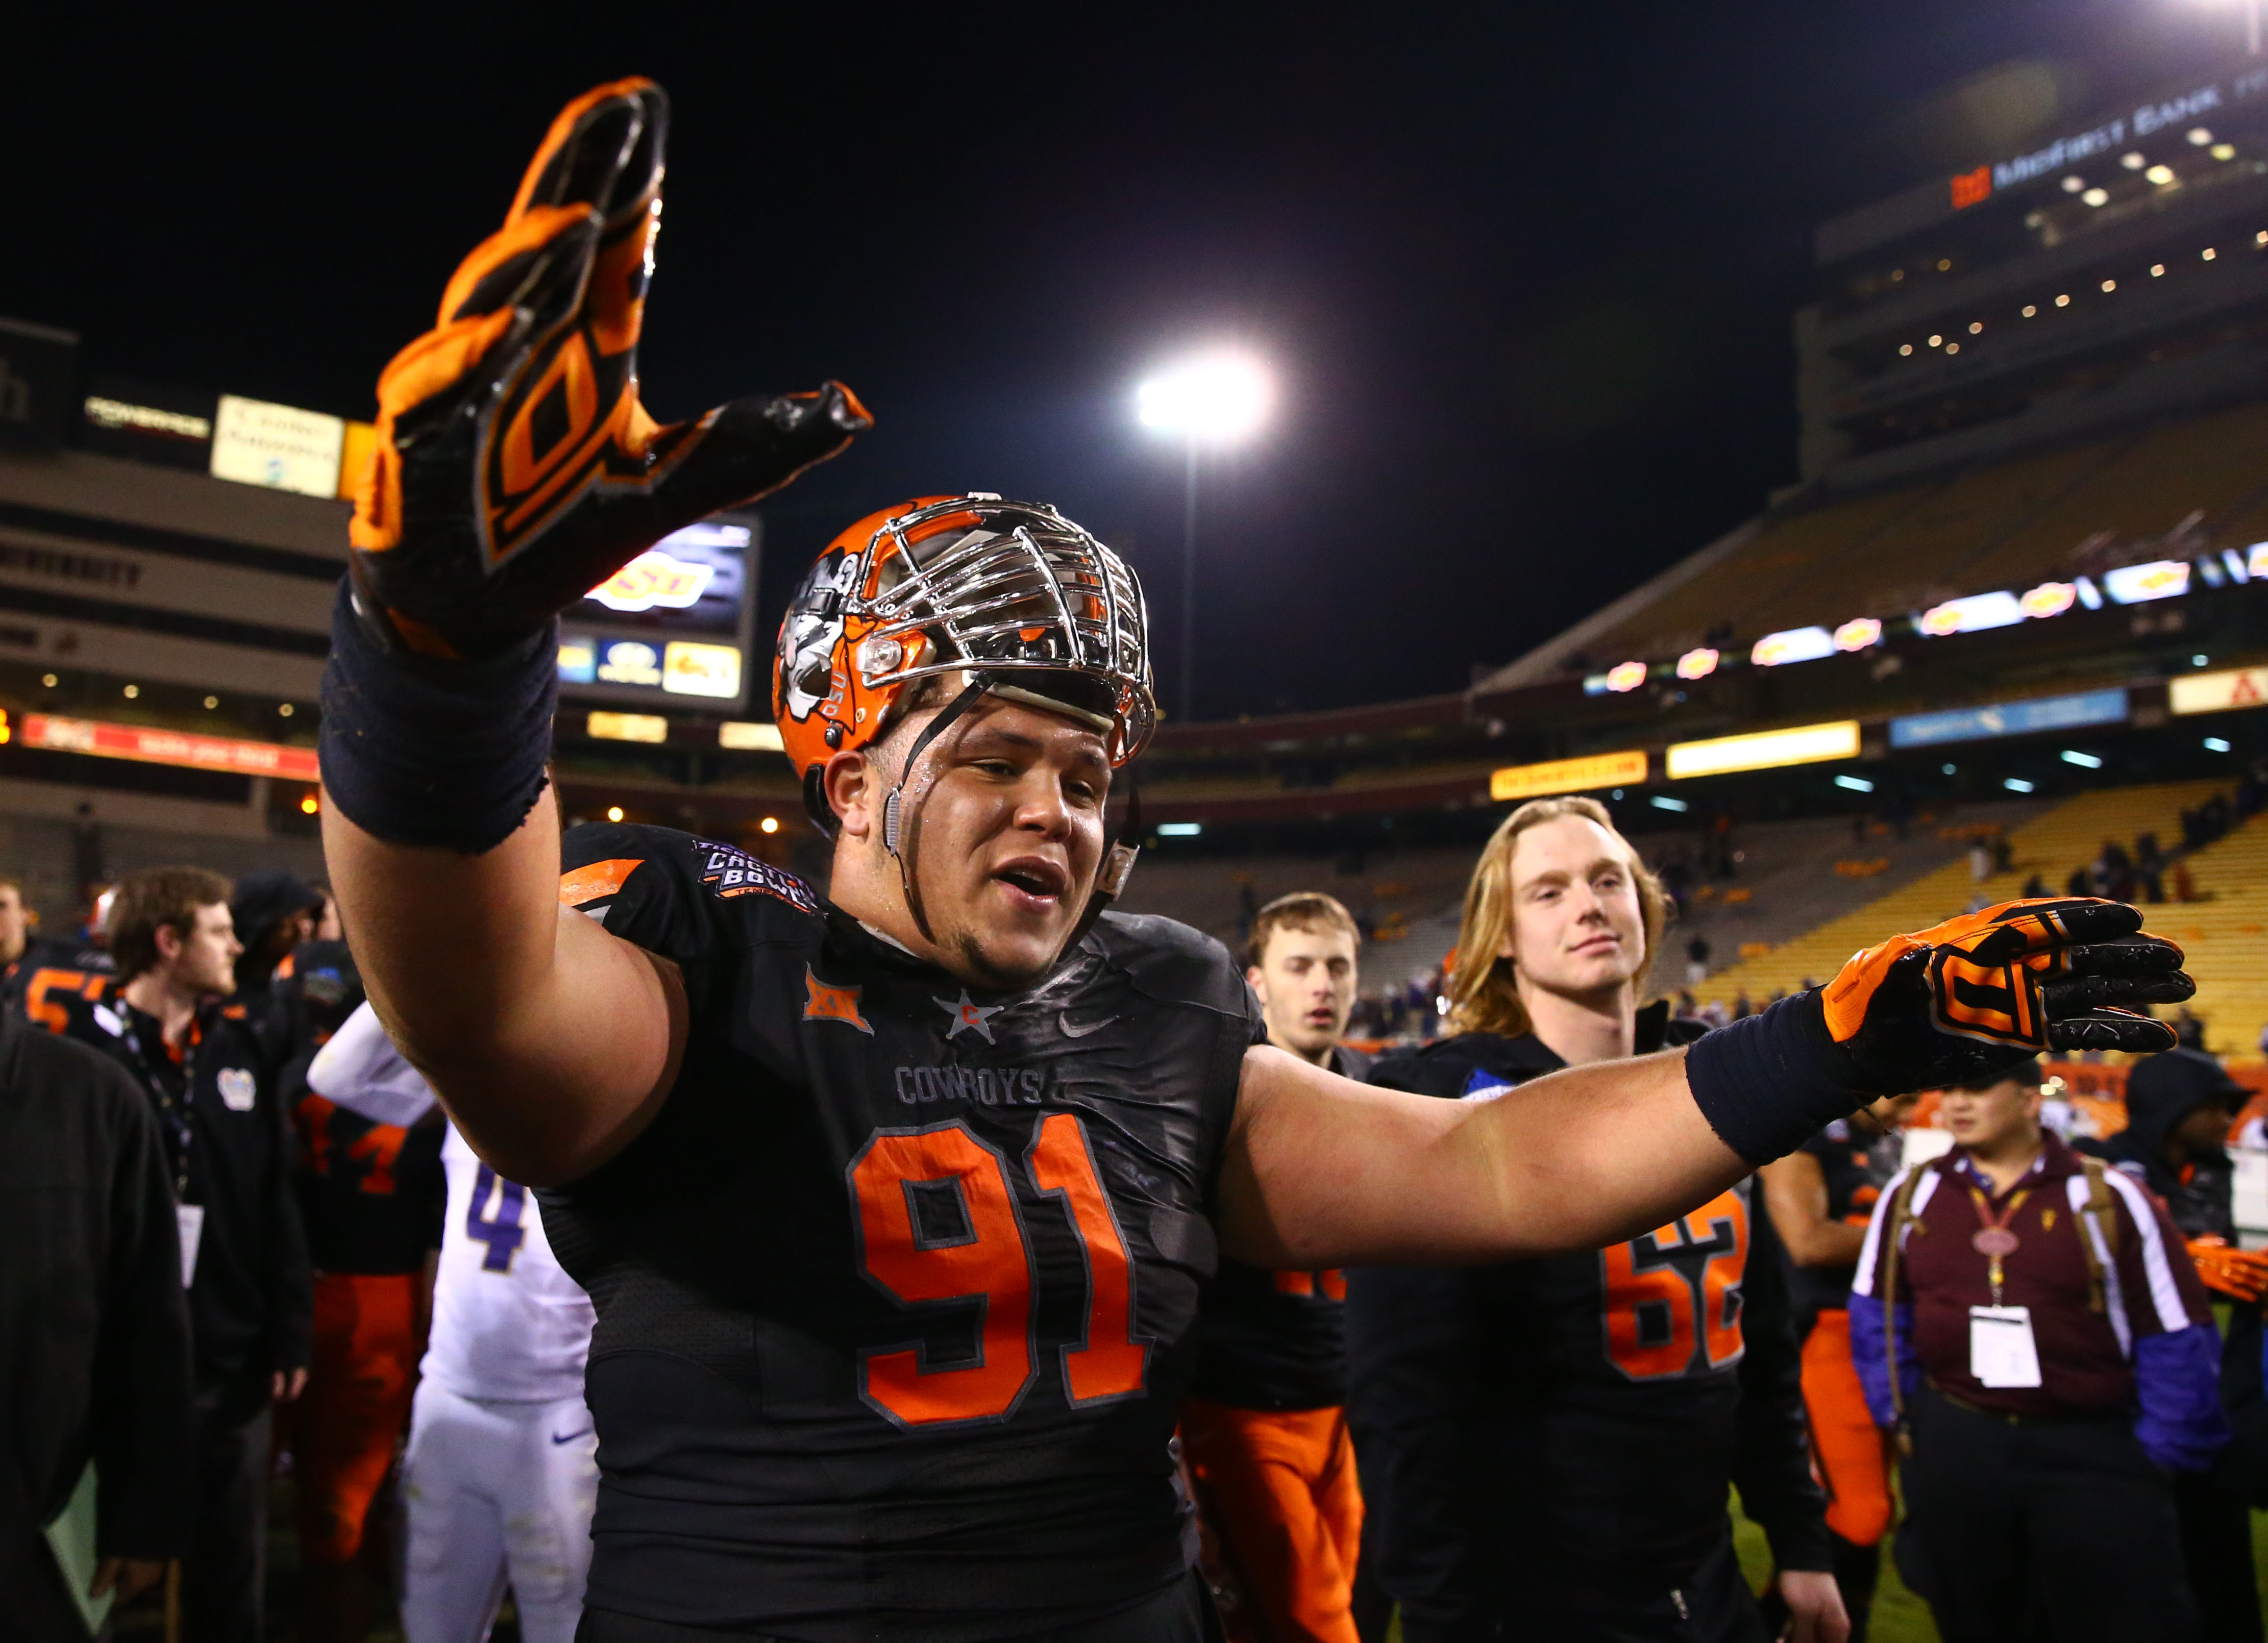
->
[1849, 1059, 2227, 1643]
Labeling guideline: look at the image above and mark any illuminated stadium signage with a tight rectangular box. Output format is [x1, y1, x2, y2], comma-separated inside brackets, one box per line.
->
[1750, 627, 1835, 667]
[588, 549, 722, 613]
[718, 720, 785, 752]
[1889, 689, 2129, 749]
[2102, 560, 2191, 604]
[2170, 666, 2268, 716]
[2249, 542, 2268, 580]
[2020, 581, 2077, 619]
[1918, 590, 2024, 637]
[1834, 617, 1882, 653]
[563, 515, 758, 712]
[1676, 647, 1719, 681]
[1665, 721, 1861, 780]
[208, 394, 347, 499]
[1489, 749, 1648, 803]
[19, 713, 319, 781]
[586, 711, 670, 744]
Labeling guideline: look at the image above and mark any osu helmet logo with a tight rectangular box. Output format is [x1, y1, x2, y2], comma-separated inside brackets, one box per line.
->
[778, 546, 859, 724]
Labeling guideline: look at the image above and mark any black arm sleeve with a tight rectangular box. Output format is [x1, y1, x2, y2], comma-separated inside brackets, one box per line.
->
[1343, 1264, 1489, 1643]
[1731, 1183, 1833, 1573]
[92, 1062, 195, 1558]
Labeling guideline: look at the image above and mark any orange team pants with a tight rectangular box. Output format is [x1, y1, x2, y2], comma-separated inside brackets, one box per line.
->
[1801, 1308, 1895, 1548]
[1180, 1398, 1364, 1643]
[293, 1272, 422, 1566]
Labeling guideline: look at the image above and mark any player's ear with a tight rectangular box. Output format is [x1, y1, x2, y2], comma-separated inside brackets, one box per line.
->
[825, 748, 878, 840]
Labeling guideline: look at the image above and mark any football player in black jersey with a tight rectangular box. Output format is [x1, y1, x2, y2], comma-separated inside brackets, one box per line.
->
[1757, 1093, 1916, 1643]
[1346, 798, 1840, 1641]
[315, 79, 2195, 1642]
[1184, 893, 1371, 1643]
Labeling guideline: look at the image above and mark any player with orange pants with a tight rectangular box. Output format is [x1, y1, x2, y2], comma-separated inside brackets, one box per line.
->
[1759, 1093, 1916, 1643]
[1183, 894, 1371, 1643]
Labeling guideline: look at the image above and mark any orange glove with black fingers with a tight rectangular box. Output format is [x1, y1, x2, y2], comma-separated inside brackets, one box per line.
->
[2187, 1236, 2268, 1305]
[347, 77, 870, 662]
[1684, 898, 2190, 1165]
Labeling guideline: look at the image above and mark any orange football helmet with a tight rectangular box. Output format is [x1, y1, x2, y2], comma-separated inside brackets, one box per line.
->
[772, 493, 1155, 794]
[771, 494, 1154, 939]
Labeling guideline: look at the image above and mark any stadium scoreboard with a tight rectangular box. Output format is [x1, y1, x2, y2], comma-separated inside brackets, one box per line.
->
[557, 512, 760, 715]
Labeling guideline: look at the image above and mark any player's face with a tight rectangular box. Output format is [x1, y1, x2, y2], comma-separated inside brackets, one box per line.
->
[1500, 816, 1647, 1003]
[1939, 1077, 2042, 1152]
[909, 700, 1110, 986]
[165, 902, 243, 999]
[1249, 925, 1358, 1059]
[0, 886, 27, 963]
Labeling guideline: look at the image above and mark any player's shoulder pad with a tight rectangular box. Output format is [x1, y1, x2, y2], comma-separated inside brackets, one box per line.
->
[560, 822, 822, 961]
[1090, 910, 1252, 1018]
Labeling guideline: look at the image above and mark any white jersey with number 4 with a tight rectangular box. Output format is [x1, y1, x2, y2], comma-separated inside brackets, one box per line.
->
[309, 1001, 595, 1402]
[428, 1123, 595, 1403]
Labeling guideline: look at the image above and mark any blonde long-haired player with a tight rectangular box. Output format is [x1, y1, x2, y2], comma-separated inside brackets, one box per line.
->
[1344, 798, 1847, 1643]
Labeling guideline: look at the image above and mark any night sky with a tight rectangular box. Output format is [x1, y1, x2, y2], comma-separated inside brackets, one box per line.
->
[7, 5, 2248, 719]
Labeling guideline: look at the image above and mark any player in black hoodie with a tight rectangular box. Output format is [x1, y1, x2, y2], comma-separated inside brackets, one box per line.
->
[2089, 1050, 2268, 1643]
[1347, 798, 1839, 1642]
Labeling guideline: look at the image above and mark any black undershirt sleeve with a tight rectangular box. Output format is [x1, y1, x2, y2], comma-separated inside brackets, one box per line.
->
[1731, 1184, 1834, 1573]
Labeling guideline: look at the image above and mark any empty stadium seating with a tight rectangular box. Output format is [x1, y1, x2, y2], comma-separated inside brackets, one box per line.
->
[1695, 778, 2268, 1055]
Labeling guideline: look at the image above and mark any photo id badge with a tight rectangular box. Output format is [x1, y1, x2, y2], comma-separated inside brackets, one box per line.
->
[1969, 1304, 2042, 1388]
[176, 1203, 205, 1287]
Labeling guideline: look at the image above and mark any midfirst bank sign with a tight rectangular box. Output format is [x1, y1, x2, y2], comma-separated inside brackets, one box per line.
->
[1949, 67, 2268, 208]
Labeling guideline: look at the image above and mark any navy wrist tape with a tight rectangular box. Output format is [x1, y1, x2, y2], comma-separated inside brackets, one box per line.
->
[317, 580, 557, 854]
[1681, 992, 1865, 1166]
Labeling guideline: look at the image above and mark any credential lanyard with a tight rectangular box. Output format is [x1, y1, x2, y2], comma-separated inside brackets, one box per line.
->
[1967, 1185, 2032, 1305]
[121, 1010, 201, 1202]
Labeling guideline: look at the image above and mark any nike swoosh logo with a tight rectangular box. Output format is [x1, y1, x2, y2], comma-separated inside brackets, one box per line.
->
[1059, 1012, 1117, 1038]
[551, 1427, 594, 1445]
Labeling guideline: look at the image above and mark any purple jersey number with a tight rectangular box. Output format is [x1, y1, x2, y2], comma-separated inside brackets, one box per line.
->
[467, 1163, 528, 1273]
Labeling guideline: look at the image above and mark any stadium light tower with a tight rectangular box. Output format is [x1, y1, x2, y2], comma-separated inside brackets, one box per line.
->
[1136, 350, 1273, 722]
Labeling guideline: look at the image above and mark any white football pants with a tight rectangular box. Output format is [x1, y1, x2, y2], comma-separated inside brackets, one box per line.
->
[399, 1379, 599, 1643]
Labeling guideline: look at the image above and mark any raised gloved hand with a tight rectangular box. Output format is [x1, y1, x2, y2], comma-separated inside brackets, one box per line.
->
[347, 77, 869, 661]
[2187, 1236, 2268, 1305]
[1819, 899, 2188, 1092]
[1686, 899, 2189, 1166]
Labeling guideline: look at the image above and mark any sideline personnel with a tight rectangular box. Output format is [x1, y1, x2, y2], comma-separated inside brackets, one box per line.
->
[0, 1003, 194, 1638]
[36, 867, 314, 1642]
[1850, 1061, 2226, 1643]
[317, 79, 2190, 1641]
[1184, 893, 1371, 1642]
[1758, 1092, 1917, 1643]
[1347, 798, 1840, 1642]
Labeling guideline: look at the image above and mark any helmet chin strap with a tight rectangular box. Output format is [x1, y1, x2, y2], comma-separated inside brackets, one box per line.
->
[883, 671, 999, 943]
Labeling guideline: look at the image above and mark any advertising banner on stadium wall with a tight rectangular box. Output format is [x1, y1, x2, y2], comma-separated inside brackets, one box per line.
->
[1489, 749, 1647, 802]
[1888, 688, 2129, 749]
[559, 512, 759, 714]
[2170, 667, 2268, 716]
[1665, 721, 1861, 780]
[209, 394, 348, 498]
[20, 713, 319, 782]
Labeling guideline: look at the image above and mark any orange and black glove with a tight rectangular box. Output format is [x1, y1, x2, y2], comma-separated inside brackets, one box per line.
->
[347, 78, 869, 661]
[1686, 899, 2188, 1164]
[2187, 1236, 2268, 1304]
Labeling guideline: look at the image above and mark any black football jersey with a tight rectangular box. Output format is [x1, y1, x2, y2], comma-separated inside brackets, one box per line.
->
[539, 824, 1263, 1640]
[1346, 1022, 1828, 1622]
[1787, 1119, 1902, 1328]
[1191, 1045, 1368, 1412]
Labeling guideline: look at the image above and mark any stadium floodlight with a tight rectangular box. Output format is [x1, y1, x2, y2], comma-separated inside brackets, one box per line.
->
[2207, 737, 2234, 752]
[1136, 349, 1275, 722]
[2061, 750, 2103, 769]
[2004, 778, 2036, 793]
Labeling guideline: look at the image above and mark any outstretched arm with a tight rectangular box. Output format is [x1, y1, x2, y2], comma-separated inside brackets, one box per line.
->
[324, 795, 682, 1185]
[1222, 897, 2190, 1266]
[318, 80, 861, 1184]
[1220, 1047, 1734, 1264]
